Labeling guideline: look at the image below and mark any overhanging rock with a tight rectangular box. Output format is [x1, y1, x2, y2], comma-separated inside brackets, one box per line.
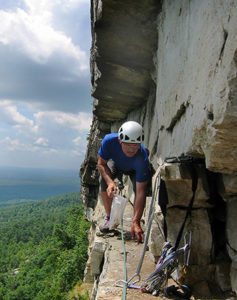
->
[91, 0, 161, 121]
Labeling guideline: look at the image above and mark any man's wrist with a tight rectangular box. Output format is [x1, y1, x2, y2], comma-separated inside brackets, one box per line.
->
[132, 218, 140, 224]
[107, 179, 115, 186]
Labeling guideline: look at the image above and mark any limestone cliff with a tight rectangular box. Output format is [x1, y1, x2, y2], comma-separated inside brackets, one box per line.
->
[80, 0, 237, 299]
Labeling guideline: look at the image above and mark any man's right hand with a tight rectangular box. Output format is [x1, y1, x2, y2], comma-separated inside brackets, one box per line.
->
[106, 182, 117, 198]
[131, 219, 144, 243]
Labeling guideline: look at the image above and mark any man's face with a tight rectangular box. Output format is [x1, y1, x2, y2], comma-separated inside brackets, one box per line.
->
[120, 142, 140, 157]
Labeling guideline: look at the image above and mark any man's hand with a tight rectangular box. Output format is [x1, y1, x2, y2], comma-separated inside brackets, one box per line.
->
[106, 182, 117, 198]
[97, 156, 117, 198]
[131, 219, 143, 243]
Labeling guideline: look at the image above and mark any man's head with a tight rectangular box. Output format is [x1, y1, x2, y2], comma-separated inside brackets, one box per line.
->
[118, 121, 144, 157]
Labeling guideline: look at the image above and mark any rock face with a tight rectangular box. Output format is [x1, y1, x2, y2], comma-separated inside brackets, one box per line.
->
[153, 1, 237, 175]
[80, 0, 237, 298]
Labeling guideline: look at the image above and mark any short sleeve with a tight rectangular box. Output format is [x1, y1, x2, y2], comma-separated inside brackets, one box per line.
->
[98, 134, 112, 160]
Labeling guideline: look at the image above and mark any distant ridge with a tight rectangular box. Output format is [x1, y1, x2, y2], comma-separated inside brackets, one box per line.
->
[0, 167, 80, 204]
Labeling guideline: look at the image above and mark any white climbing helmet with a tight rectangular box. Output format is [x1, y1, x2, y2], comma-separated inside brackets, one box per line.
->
[118, 121, 144, 143]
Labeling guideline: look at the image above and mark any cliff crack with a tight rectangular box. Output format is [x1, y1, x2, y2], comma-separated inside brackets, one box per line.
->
[219, 29, 228, 61]
[167, 98, 190, 132]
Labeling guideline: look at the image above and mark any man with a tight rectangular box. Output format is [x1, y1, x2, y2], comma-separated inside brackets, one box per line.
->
[97, 121, 150, 243]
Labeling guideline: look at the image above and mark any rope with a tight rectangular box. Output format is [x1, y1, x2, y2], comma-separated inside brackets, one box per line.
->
[135, 171, 161, 276]
[115, 163, 163, 291]
[141, 155, 202, 296]
[174, 164, 198, 251]
[120, 217, 127, 299]
[123, 168, 162, 288]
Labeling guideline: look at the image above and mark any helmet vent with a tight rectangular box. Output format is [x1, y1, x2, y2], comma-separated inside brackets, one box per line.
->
[125, 135, 130, 141]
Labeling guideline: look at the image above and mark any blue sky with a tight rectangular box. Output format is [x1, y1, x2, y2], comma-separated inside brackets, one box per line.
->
[0, 0, 92, 169]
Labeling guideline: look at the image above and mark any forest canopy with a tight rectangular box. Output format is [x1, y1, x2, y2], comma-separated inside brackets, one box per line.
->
[0, 192, 90, 300]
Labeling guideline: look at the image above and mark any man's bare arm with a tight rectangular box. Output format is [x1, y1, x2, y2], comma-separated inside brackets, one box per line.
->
[134, 181, 147, 221]
[131, 181, 147, 242]
[97, 156, 117, 197]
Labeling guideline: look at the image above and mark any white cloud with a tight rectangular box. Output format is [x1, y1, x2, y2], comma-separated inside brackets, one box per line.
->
[0, 2, 88, 72]
[24, 0, 54, 16]
[0, 100, 34, 127]
[0, 102, 91, 154]
[34, 137, 49, 147]
[34, 111, 92, 132]
[42, 148, 58, 154]
[1, 136, 38, 152]
[0, 0, 91, 169]
[3, 137, 20, 151]
[72, 136, 81, 146]
[0, 0, 91, 113]
[71, 149, 83, 156]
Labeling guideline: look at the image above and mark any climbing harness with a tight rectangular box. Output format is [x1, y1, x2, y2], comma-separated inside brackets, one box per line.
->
[115, 166, 162, 290]
[141, 232, 192, 297]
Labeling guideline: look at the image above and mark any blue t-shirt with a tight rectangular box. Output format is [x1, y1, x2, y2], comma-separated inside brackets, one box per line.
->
[98, 133, 149, 182]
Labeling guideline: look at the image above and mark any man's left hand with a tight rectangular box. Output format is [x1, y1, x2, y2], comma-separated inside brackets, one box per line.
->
[131, 219, 143, 243]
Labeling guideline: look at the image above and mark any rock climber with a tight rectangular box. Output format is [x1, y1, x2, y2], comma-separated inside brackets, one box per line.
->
[97, 121, 150, 243]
